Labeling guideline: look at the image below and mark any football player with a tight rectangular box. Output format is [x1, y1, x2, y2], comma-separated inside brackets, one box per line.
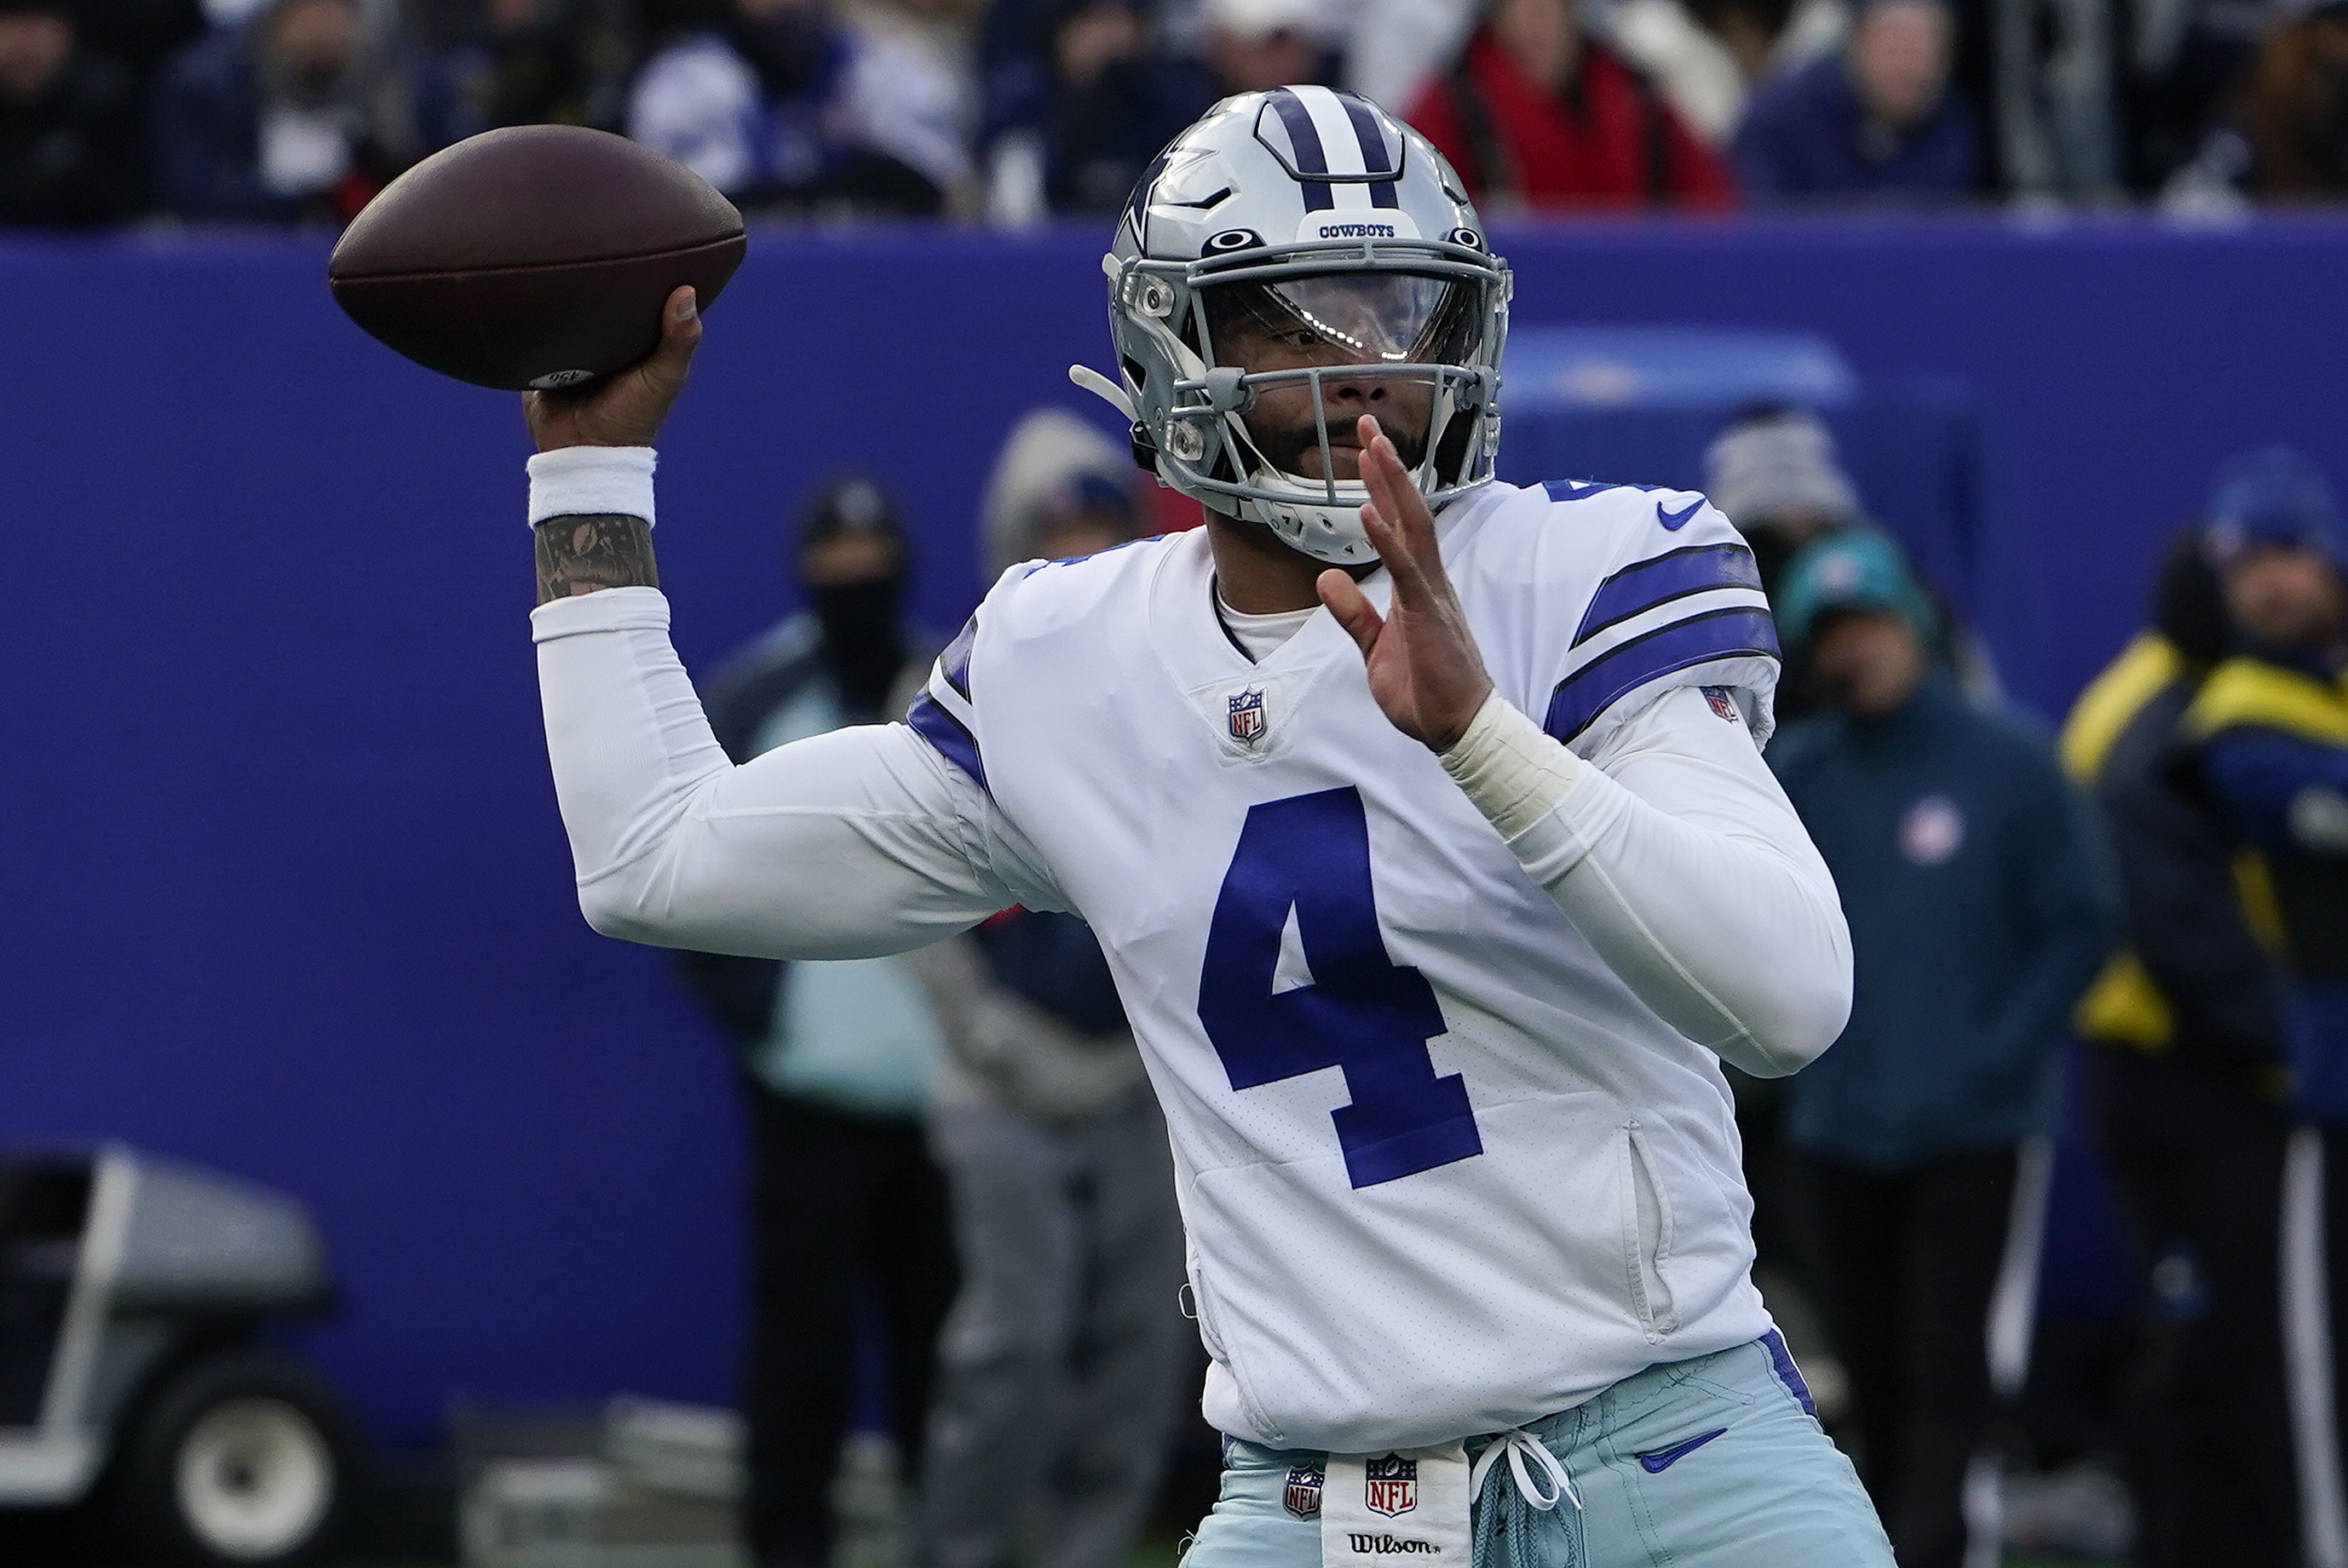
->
[524, 87, 1891, 1568]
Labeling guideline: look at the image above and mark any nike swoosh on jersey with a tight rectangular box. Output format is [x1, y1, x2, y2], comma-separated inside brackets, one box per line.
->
[1656, 498, 1705, 530]
[1635, 1428, 1728, 1473]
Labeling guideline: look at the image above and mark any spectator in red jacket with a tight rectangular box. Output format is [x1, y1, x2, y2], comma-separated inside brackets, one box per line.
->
[1405, 0, 1735, 210]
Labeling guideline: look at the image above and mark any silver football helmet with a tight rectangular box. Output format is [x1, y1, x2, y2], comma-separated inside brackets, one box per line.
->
[1072, 85, 1512, 566]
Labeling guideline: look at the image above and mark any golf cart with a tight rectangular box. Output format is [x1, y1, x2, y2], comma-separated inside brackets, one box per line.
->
[0, 1145, 358, 1565]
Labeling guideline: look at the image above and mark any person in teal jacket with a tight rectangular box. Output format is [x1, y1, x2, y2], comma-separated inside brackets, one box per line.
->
[1765, 531, 2116, 1568]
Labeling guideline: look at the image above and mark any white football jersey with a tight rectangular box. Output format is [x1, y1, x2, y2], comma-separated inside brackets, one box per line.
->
[905, 478, 1784, 1453]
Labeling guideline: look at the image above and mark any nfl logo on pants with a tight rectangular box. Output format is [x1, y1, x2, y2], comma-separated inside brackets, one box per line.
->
[1285, 1462, 1324, 1519]
[1365, 1455, 1417, 1517]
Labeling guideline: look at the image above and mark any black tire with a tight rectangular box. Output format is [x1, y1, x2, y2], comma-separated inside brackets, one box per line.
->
[112, 1351, 359, 1567]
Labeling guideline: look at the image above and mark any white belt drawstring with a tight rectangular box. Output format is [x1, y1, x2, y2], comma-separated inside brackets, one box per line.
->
[1470, 1428, 1582, 1513]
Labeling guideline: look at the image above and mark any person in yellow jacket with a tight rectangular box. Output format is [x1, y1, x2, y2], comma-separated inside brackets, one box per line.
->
[2170, 448, 2348, 1564]
[2063, 520, 2299, 1568]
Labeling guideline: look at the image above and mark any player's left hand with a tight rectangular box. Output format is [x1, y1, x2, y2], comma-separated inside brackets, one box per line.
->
[1319, 415, 1495, 752]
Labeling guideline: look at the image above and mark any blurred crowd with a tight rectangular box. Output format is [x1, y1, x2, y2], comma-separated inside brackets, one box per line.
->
[680, 414, 1192, 1568]
[3, 0, 2347, 229]
[693, 403, 2348, 1568]
[1731, 431, 2348, 1568]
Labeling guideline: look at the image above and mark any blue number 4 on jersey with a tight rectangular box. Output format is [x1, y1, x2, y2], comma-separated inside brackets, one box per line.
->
[1198, 787, 1484, 1188]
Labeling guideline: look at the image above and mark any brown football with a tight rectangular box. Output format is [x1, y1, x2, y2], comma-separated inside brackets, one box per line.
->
[328, 125, 746, 391]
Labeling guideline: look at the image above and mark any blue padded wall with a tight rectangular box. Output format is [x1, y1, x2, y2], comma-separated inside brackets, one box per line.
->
[0, 216, 2342, 1447]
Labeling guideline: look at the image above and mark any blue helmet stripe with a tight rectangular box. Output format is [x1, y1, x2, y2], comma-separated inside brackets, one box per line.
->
[1269, 88, 1331, 172]
[1340, 95, 1396, 175]
[1267, 88, 1337, 210]
[1339, 95, 1401, 205]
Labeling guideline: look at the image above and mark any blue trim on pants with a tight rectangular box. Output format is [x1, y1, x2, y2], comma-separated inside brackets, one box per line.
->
[1759, 1327, 1816, 1416]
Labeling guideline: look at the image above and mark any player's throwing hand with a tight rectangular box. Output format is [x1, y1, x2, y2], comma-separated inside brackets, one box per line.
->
[1318, 414, 1497, 752]
[524, 286, 703, 454]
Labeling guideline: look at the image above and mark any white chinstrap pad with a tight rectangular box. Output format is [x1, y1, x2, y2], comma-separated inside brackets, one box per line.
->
[1321, 1444, 1471, 1567]
[527, 445, 658, 529]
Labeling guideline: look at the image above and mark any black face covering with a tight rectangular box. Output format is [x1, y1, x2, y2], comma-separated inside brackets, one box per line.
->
[812, 575, 906, 718]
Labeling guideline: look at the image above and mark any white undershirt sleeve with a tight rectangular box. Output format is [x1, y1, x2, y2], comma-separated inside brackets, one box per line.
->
[1442, 685, 1852, 1077]
[533, 584, 1026, 960]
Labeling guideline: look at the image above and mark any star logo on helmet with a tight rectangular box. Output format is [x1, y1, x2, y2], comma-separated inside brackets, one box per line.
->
[1125, 150, 1172, 248]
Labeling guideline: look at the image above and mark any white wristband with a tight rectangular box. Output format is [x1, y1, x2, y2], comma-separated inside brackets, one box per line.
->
[527, 446, 657, 530]
[1439, 692, 1591, 841]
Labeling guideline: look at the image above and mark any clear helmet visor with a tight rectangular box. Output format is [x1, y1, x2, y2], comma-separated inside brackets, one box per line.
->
[1205, 272, 1480, 370]
[1200, 272, 1482, 482]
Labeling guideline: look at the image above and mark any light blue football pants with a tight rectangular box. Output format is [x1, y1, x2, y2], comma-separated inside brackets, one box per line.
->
[1180, 1335, 1894, 1568]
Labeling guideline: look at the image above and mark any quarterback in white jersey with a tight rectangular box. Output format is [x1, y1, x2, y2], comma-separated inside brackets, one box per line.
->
[523, 86, 1891, 1568]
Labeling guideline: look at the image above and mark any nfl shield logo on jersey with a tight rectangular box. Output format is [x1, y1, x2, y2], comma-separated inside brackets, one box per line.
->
[1284, 1462, 1325, 1519]
[1228, 687, 1267, 744]
[1364, 1454, 1416, 1517]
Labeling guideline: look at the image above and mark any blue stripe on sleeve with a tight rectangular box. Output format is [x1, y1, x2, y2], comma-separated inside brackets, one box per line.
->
[1572, 543, 1762, 649]
[1544, 607, 1781, 744]
[907, 692, 987, 791]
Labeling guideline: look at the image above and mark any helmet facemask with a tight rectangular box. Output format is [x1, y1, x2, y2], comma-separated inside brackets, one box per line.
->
[1114, 241, 1508, 566]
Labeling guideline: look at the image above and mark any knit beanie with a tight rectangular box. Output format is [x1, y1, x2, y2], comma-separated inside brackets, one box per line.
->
[2202, 445, 2341, 566]
[1703, 408, 1862, 534]
[1773, 529, 1939, 650]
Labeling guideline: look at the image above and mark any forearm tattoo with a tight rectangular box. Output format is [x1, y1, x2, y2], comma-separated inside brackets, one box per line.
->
[534, 514, 659, 605]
